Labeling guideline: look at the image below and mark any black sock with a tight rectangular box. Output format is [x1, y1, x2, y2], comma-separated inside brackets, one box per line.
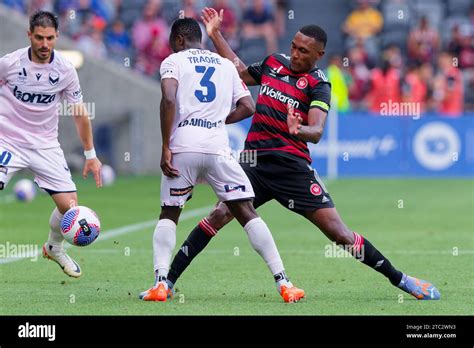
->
[352, 232, 403, 286]
[167, 221, 216, 287]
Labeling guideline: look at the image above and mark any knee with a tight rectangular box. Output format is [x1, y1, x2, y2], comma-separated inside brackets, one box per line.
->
[207, 203, 234, 230]
[56, 197, 77, 215]
[325, 222, 354, 246]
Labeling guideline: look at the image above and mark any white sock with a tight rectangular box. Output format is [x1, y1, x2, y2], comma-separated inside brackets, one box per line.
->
[47, 208, 65, 249]
[152, 219, 176, 284]
[243, 217, 284, 276]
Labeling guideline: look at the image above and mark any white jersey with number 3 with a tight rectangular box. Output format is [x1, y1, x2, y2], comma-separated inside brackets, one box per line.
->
[160, 48, 250, 155]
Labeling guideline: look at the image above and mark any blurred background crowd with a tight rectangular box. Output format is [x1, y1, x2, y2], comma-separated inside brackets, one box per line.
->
[2, 0, 473, 116]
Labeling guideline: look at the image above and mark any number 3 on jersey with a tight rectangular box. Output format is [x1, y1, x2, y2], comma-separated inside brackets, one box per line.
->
[194, 66, 216, 102]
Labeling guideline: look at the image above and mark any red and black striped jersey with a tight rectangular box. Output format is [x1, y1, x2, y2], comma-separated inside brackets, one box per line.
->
[246, 53, 331, 163]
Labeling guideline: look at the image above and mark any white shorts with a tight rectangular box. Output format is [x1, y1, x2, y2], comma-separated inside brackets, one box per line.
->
[0, 140, 76, 193]
[161, 152, 254, 207]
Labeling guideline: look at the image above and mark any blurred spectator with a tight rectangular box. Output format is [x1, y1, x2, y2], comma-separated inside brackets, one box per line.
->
[402, 63, 428, 114]
[132, 0, 170, 77]
[326, 55, 351, 114]
[182, 0, 199, 19]
[407, 16, 440, 65]
[433, 51, 464, 117]
[105, 18, 131, 64]
[342, 0, 383, 62]
[2, 0, 26, 13]
[212, 0, 240, 51]
[242, 0, 277, 54]
[77, 28, 108, 59]
[274, 0, 289, 38]
[366, 56, 401, 114]
[27, 0, 53, 13]
[347, 46, 371, 110]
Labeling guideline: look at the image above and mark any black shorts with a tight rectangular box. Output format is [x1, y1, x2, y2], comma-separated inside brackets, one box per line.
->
[240, 153, 334, 216]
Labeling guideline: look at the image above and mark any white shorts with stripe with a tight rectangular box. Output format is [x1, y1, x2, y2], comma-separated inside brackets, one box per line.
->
[161, 152, 254, 207]
[0, 140, 76, 193]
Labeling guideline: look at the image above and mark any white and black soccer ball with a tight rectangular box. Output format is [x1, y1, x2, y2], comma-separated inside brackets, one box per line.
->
[61, 206, 101, 247]
[13, 179, 36, 202]
[101, 164, 116, 186]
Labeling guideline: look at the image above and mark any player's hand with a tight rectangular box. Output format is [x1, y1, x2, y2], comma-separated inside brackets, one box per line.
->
[161, 147, 180, 177]
[201, 7, 223, 37]
[83, 158, 102, 188]
[287, 104, 303, 135]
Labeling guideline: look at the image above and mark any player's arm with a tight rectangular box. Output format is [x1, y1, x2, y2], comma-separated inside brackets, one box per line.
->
[71, 104, 102, 187]
[287, 81, 331, 144]
[225, 95, 255, 124]
[287, 105, 327, 144]
[160, 78, 179, 177]
[201, 7, 258, 86]
[0, 54, 11, 85]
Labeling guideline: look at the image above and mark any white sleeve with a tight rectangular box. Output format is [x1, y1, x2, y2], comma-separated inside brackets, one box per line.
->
[64, 68, 83, 104]
[160, 55, 179, 81]
[231, 63, 251, 105]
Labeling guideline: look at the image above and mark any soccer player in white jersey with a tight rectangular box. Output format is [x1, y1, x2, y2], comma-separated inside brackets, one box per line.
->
[139, 18, 304, 302]
[0, 11, 102, 277]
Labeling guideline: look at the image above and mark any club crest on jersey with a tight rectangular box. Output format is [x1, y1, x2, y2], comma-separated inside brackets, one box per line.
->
[310, 183, 322, 196]
[296, 77, 308, 89]
[49, 72, 59, 85]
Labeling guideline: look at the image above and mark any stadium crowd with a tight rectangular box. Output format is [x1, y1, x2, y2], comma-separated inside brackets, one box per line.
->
[2, 0, 473, 116]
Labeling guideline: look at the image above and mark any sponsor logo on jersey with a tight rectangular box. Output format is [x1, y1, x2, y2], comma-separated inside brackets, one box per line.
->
[35, 73, 42, 81]
[310, 183, 322, 196]
[13, 86, 56, 104]
[259, 84, 300, 108]
[281, 75, 290, 83]
[72, 88, 82, 99]
[170, 186, 193, 196]
[178, 118, 223, 129]
[296, 77, 308, 89]
[49, 71, 59, 85]
[224, 184, 246, 192]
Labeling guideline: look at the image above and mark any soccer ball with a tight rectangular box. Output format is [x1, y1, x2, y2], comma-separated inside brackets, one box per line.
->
[61, 206, 101, 247]
[101, 164, 116, 186]
[13, 179, 36, 202]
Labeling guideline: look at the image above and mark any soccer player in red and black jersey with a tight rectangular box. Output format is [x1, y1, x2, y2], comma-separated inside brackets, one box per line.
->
[163, 8, 440, 301]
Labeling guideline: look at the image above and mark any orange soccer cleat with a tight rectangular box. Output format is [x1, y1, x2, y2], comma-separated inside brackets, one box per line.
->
[279, 284, 305, 303]
[139, 283, 174, 302]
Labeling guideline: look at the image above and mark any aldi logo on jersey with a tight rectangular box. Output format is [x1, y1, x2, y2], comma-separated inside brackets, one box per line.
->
[49, 71, 59, 85]
[224, 184, 246, 192]
[13, 86, 56, 104]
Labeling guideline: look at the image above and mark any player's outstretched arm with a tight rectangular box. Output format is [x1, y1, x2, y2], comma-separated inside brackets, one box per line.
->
[226, 95, 255, 124]
[160, 78, 179, 178]
[287, 104, 327, 144]
[201, 7, 258, 86]
[72, 103, 102, 187]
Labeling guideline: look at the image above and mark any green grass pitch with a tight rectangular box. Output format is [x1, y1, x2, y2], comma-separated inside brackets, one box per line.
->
[0, 175, 473, 315]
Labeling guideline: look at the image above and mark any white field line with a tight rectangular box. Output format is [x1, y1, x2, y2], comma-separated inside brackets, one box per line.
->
[74, 248, 474, 255]
[0, 205, 213, 264]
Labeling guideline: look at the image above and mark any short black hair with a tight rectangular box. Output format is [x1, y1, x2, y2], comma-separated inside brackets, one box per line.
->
[29, 10, 59, 32]
[299, 25, 327, 48]
[170, 17, 202, 43]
